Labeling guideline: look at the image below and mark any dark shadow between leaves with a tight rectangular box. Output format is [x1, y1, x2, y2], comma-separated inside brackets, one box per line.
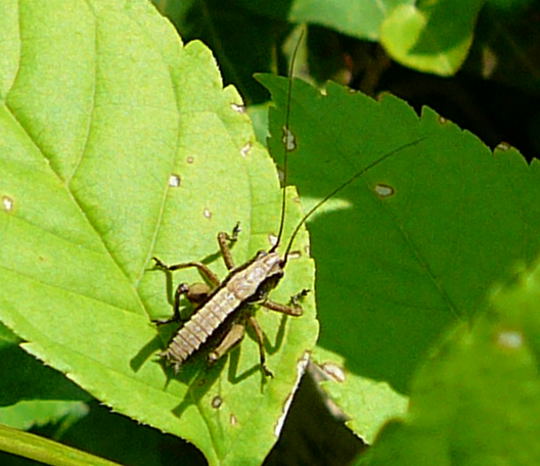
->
[0, 344, 90, 405]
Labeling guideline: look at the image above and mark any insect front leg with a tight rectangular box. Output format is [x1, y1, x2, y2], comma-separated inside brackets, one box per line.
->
[262, 289, 309, 317]
[217, 222, 241, 270]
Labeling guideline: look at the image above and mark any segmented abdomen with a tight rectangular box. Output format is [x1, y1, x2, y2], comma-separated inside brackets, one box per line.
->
[161, 251, 281, 370]
[162, 286, 239, 369]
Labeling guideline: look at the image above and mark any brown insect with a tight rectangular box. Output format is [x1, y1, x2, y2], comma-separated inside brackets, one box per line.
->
[152, 220, 306, 377]
[152, 33, 425, 377]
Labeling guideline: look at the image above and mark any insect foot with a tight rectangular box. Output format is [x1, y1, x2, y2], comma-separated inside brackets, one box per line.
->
[151, 256, 168, 271]
[290, 288, 310, 310]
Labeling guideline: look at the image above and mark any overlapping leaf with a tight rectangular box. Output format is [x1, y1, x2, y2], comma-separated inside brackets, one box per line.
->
[259, 73, 540, 442]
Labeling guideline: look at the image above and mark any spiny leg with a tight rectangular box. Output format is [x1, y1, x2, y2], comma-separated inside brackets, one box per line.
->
[217, 222, 241, 270]
[247, 316, 273, 377]
[207, 322, 246, 365]
[152, 257, 220, 287]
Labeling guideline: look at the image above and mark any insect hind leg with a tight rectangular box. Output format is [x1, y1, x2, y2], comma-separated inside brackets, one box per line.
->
[153, 283, 190, 325]
[208, 322, 246, 365]
[156, 281, 213, 325]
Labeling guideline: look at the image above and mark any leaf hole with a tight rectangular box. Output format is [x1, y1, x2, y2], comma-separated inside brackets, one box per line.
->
[211, 396, 222, 409]
[287, 250, 301, 260]
[374, 184, 394, 198]
[240, 142, 252, 157]
[2, 195, 14, 212]
[168, 174, 181, 187]
[230, 103, 245, 113]
[496, 142, 511, 151]
[320, 362, 346, 382]
[282, 127, 296, 152]
[496, 329, 523, 350]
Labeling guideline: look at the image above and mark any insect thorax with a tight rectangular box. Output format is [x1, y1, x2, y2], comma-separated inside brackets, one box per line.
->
[227, 251, 284, 302]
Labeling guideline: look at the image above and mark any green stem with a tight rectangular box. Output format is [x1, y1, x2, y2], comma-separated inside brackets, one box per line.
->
[0, 423, 120, 466]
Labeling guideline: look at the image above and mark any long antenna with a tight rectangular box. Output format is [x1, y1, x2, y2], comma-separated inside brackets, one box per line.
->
[282, 137, 427, 264]
[269, 28, 305, 254]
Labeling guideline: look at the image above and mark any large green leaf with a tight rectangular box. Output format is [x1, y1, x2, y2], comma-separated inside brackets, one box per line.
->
[360, 261, 540, 465]
[259, 74, 540, 399]
[0, 1, 318, 464]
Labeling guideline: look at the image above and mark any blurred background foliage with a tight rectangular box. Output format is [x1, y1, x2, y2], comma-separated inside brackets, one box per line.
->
[153, 0, 540, 159]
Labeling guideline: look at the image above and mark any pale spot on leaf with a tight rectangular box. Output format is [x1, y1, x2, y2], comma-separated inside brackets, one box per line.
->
[211, 396, 222, 409]
[240, 142, 252, 157]
[231, 103, 245, 113]
[169, 174, 181, 187]
[320, 362, 346, 382]
[374, 184, 394, 198]
[2, 195, 14, 212]
[282, 126, 296, 152]
[496, 329, 523, 350]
